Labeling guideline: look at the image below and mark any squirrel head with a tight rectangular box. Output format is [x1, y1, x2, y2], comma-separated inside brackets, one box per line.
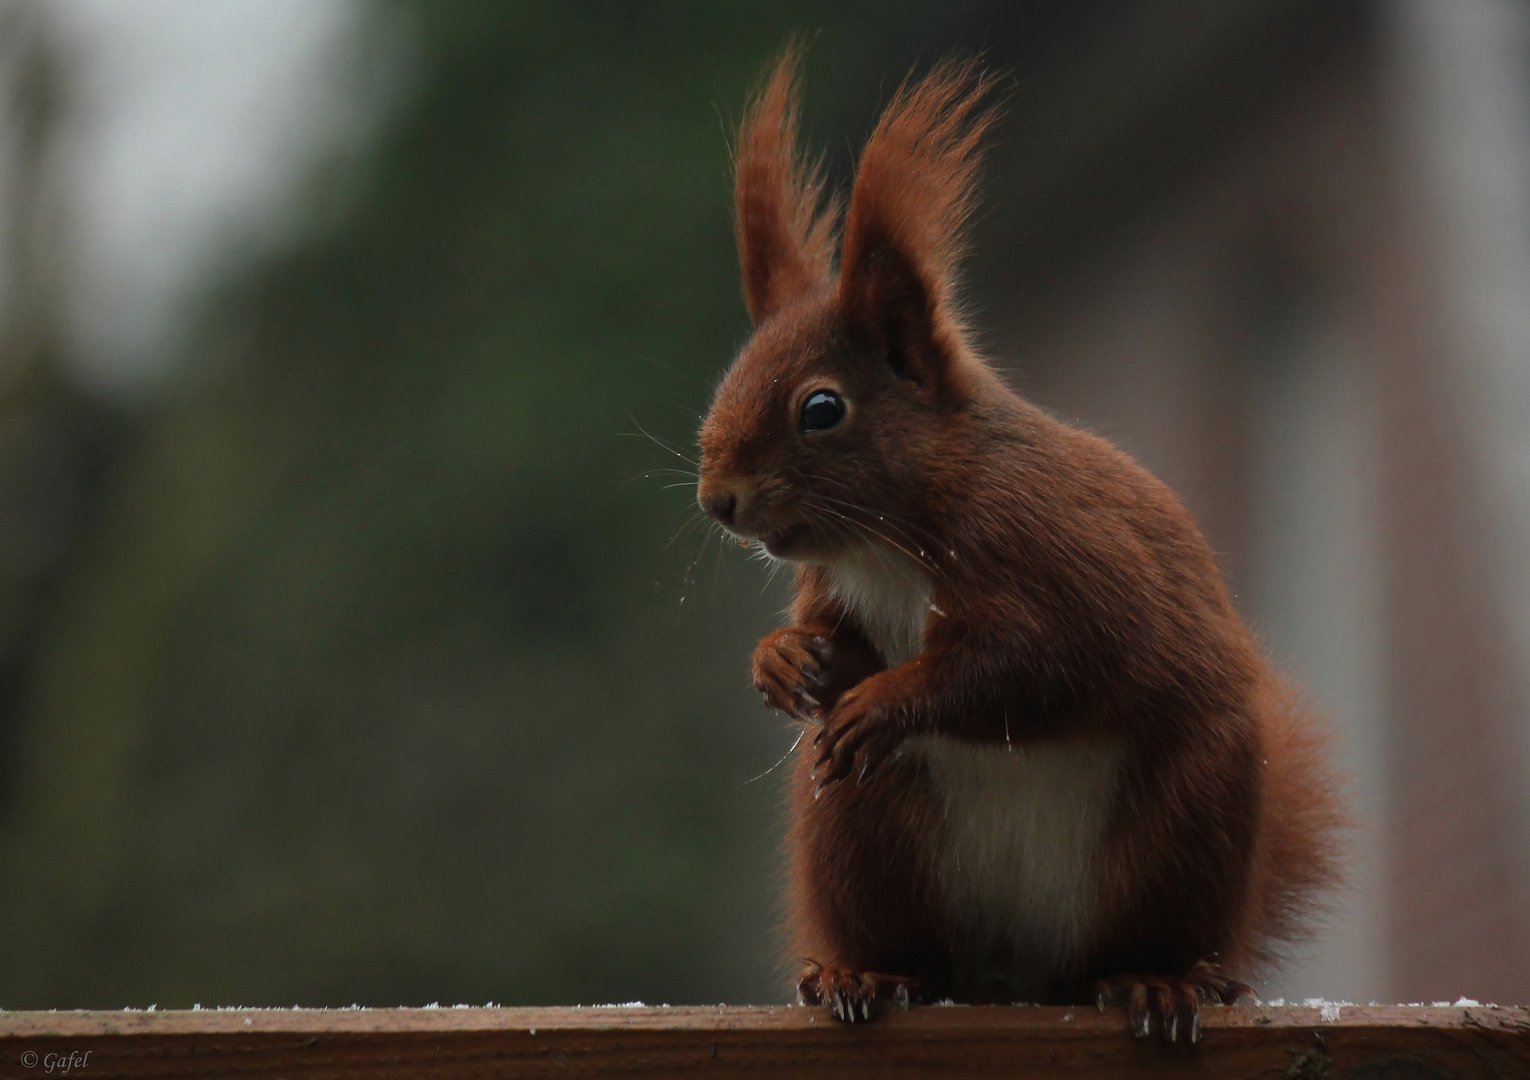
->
[698, 45, 1001, 563]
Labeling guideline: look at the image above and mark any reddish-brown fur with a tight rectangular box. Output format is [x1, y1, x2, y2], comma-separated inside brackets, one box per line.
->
[697, 47, 1343, 1039]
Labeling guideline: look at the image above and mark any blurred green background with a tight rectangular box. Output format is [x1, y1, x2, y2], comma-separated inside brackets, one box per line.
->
[0, 0, 1083, 1008]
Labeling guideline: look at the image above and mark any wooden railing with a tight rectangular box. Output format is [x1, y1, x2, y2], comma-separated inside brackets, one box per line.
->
[1, 1002, 1527, 1078]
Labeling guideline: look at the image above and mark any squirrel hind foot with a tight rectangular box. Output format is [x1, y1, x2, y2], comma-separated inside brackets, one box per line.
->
[797, 960, 919, 1023]
[1093, 960, 1254, 1044]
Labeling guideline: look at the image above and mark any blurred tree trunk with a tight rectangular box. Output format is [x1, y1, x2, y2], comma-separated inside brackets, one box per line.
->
[0, 1, 122, 814]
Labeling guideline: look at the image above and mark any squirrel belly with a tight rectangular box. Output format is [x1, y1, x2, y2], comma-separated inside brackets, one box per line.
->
[913, 734, 1125, 1000]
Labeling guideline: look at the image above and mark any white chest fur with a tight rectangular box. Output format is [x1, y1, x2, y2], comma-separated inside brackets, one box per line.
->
[912, 735, 1124, 991]
[825, 546, 932, 667]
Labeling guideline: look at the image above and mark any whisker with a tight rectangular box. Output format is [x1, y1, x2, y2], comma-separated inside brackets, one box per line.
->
[757, 537, 797, 593]
[806, 498, 944, 579]
[710, 522, 734, 597]
[802, 485, 948, 561]
[665, 509, 710, 551]
[784, 467, 956, 567]
[676, 516, 726, 606]
[788, 469, 948, 545]
[631, 353, 715, 401]
[621, 411, 699, 466]
[744, 729, 805, 785]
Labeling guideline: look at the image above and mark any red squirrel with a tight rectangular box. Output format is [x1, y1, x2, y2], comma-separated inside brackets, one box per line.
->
[696, 47, 1343, 1041]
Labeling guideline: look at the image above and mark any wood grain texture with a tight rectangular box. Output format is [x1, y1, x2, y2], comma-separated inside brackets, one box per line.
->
[1, 1004, 1527, 1078]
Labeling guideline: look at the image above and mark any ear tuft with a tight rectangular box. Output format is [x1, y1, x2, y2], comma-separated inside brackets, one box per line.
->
[839, 58, 1001, 378]
[734, 43, 837, 325]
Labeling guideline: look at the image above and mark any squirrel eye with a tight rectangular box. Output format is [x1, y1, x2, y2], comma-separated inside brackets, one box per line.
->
[800, 390, 845, 432]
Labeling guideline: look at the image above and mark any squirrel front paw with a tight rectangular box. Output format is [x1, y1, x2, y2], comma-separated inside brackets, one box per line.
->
[752, 628, 881, 722]
[812, 676, 908, 788]
[752, 628, 833, 721]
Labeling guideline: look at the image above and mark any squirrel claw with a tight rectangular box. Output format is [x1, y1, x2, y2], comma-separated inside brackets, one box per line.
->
[1094, 959, 1252, 1045]
[797, 960, 919, 1023]
[752, 626, 881, 726]
[813, 691, 904, 791]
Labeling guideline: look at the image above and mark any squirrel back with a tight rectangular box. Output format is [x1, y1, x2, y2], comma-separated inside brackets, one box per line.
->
[697, 46, 1344, 1034]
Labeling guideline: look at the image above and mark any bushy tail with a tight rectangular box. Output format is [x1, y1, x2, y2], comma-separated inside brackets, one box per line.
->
[1243, 681, 1349, 975]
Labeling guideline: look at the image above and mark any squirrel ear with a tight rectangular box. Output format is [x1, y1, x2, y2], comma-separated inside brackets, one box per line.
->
[839, 58, 998, 393]
[734, 44, 835, 325]
[843, 243, 934, 385]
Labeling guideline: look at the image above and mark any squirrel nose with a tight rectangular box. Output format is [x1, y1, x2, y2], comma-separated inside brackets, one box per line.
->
[700, 490, 737, 527]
